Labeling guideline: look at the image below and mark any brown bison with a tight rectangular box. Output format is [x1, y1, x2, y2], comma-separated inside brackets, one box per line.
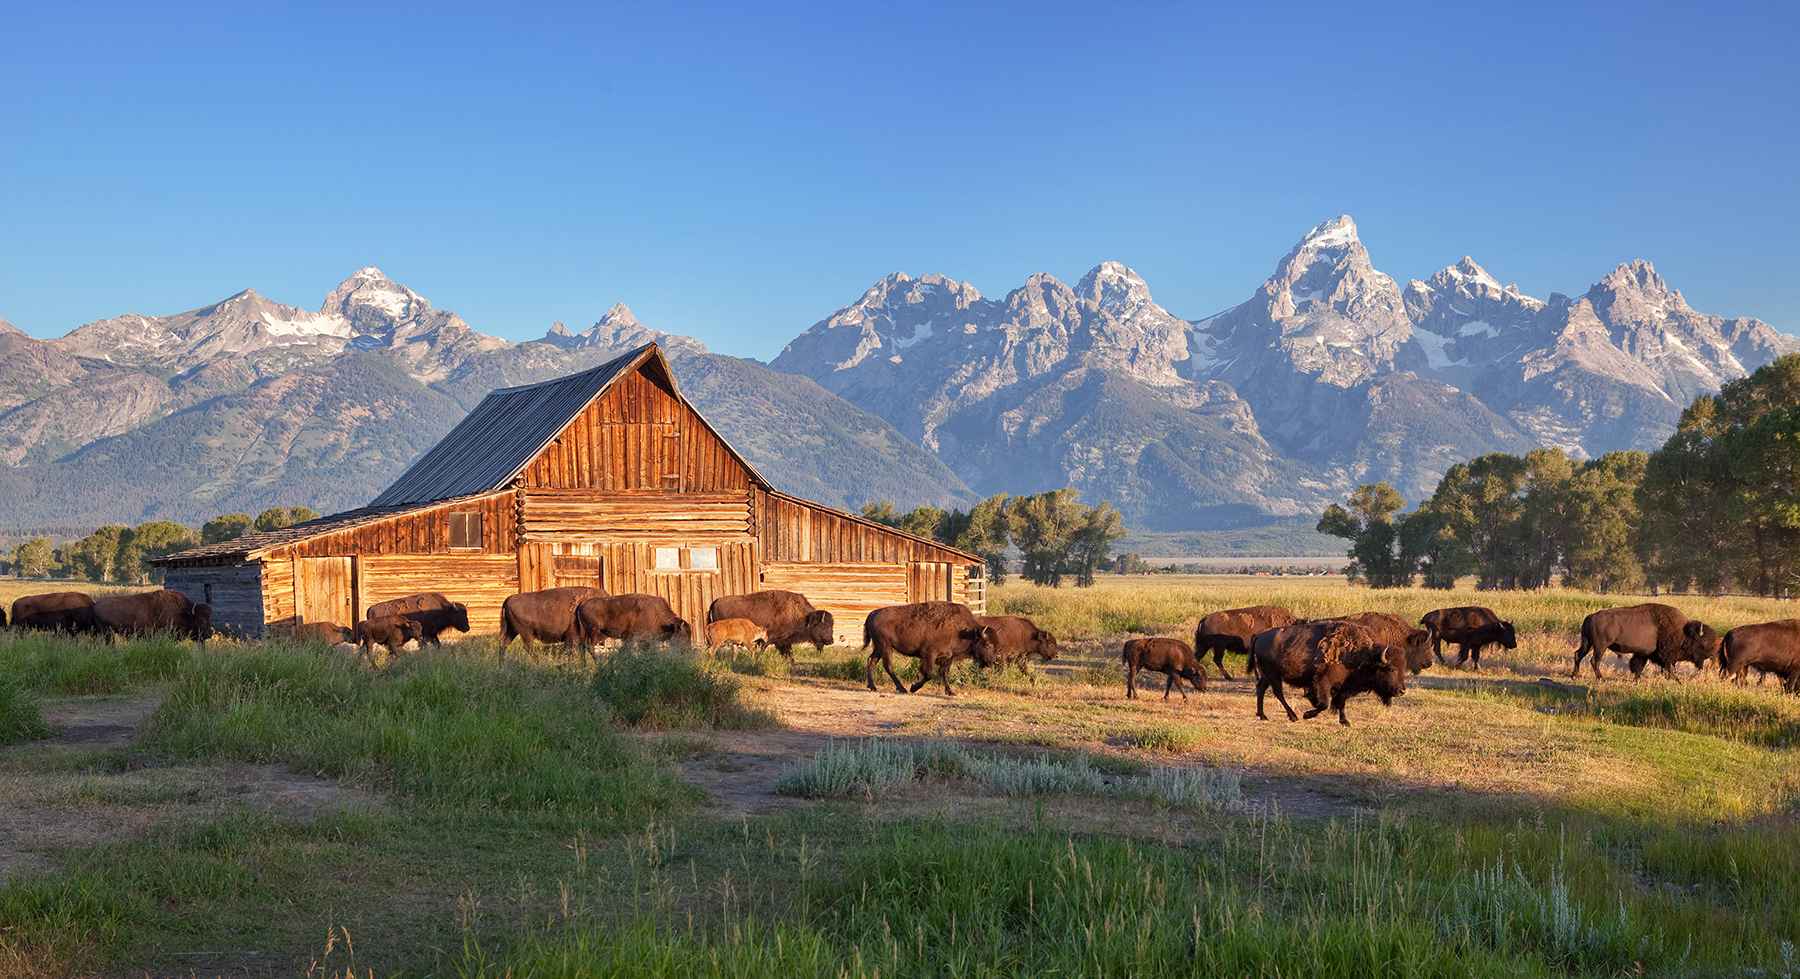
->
[977, 615, 1059, 675]
[499, 587, 605, 657]
[1251, 621, 1407, 727]
[861, 601, 999, 697]
[286, 622, 352, 645]
[353, 615, 425, 664]
[1570, 603, 1719, 680]
[11, 592, 98, 634]
[705, 617, 768, 654]
[707, 591, 835, 657]
[1419, 606, 1517, 671]
[1194, 605, 1299, 680]
[1330, 612, 1435, 675]
[575, 594, 693, 661]
[1719, 620, 1800, 693]
[92, 590, 213, 644]
[1121, 637, 1207, 700]
[366, 592, 470, 647]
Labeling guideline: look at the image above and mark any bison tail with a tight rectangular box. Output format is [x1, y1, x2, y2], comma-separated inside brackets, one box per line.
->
[500, 610, 517, 644]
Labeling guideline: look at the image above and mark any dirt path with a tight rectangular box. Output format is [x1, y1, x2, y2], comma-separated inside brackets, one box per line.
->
[0, 694, 381, 881]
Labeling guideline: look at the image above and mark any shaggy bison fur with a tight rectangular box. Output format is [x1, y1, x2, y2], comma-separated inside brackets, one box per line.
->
[366, 592, 470, 646]
[860, 601, 999, 697]
[500, 587, 605, 656]
[1251, 621, 1407, 727]
[1330, 612, 1435, 675]
[353, 615, 425, 664]
[977, 615, 1059, 675]
[1419, 606, 1517, 671]
[707, 591, 835, 656]
[11, 592, 97, 634]
[574, 594, 692, 660]
[1719, 620, 1800, 693]
[1121, 637, 1207, 701]
[1570, 603, 1719, 680]
[1194, 605, 1299, 680]
[92, 590, 213, 644]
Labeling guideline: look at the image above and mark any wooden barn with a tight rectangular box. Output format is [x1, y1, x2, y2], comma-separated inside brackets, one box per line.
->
[154, 343, 985, 643]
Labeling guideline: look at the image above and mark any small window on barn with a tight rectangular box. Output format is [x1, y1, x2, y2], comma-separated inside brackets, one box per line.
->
[689, 546, 719, 571]
[653, 546, 681, 570]
[449, 512, 483, 549]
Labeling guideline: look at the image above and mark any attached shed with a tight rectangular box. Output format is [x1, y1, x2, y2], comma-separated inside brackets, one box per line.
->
[155, 343, 984, 643]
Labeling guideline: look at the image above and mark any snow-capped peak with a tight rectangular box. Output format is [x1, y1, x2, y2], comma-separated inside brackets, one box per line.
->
[1076, 260, 1152, 318]
[595, 302, 640, 329]
[323, 266, 428, 333]
[1299, 214, 1359, 251]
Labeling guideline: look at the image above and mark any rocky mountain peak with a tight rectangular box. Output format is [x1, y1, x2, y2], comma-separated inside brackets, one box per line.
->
[547, 320, 572, 338]
[1298, 213, 1360, 251]
[0, 318, 22, 337]
[1075, 261, 1152, 319]
[323, 266, 428, 334]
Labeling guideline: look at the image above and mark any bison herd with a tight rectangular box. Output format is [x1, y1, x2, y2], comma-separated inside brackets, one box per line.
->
[8, 583, 1800, 714]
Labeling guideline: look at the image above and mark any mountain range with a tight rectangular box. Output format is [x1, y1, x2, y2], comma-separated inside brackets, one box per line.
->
[0, 215, 1790, 537]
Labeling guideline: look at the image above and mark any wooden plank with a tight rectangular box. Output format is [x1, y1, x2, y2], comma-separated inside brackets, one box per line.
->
[360, 554, 519, 634]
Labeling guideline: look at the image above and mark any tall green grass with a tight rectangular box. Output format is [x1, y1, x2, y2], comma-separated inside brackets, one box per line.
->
[0, 674, 49, 745]
[1440, 676, 1800, 748]
[0, 632, 189, 696]
[591, 645, 775, 730]
[142, 643, 693, 819]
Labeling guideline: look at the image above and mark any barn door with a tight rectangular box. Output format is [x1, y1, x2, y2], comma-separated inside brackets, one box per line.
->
[294, 557, 355, 628]
[908, 562, 953, 603]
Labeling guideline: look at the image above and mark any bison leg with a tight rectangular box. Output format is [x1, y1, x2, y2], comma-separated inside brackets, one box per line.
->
[1334, 694, 1352, 727]
[1433, 634, 1446, 666]
[1126, 661, 1137, 700]
[1206, 643, 1234, 682]
[908, 656, 934, 695]
[938, 656, 957, 697]
[1627, 654, 1648, 680]
[1470, 644, 1483, 672]
[1454, 644, 1471, 669]
[1569, 638, 1590, 679]
[1268, 682, 1301, 722]
[1163, 671, 1180, 701]
[878, 648, 909, 695]
[1254, 676, 1269, 720]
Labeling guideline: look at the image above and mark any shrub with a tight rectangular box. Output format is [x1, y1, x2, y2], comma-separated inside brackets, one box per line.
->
[591, 645, 774, 730]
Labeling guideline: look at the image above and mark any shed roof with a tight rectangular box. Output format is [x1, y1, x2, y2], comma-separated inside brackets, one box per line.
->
[153, 491, 505, 564]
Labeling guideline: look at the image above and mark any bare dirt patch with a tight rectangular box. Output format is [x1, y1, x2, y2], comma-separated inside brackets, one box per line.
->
[0, 694, 381, 881]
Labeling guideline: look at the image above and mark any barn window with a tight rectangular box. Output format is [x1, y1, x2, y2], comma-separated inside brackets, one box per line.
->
[689, 546, 718, 571]
[653, 546, 681, 570]
[449, 511, 483, 549]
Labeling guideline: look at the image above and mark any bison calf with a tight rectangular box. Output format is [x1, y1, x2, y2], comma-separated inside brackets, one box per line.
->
[1194, 605, 1299, 680]
[978, 615, 1059, 678]
[1419, 606, 1517, 671]
[1122, 637, 1207, 701]
[1251, 621, 1407, 727]
[354, 615, 424, 665]
[288, 622, 352, 645]
[706, 617, 768, 655]
[861, 602, 999, 697]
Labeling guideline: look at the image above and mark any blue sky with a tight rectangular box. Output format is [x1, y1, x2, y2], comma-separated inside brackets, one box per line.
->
[3, 1, 1796, 357]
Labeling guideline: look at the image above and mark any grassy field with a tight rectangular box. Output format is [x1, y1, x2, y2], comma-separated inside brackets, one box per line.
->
[0, 575, 1795, 976]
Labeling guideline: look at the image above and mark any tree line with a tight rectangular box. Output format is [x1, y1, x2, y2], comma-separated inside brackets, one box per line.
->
[1319, 353, 1800, 596]
[7, 506, 318, 585]
[861, 487, 1126, 587]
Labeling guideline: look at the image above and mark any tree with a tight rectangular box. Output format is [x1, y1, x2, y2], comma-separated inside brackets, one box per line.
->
[13, 537, 55, 579]
[254, 506, 319, 533]
[1009, 489, 1087, 587]
[1067, 503, 1125, 586]
[859, 501, 901, 528]
[1397, 508, 1468, 589]
[1317, 482, 1413, 588]
[121, 520, 197, 584]
[68, 525, 128, 583]
[898, 505, 948, 541]
[1562, 452, 1648, 593]
[953, 494, 1012, 584]
[203, 513, 254, 544]
[1112, 552, 1151, 575]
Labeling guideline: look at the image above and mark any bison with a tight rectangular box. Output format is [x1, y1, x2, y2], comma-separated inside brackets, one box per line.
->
[707, 591, 835, 657]
[861, 601, 999, 697]
[11, 592, 98, 634]
[1719, 620, 1800, 693]
[1419, 606, 1517, 671]
[353, 615, 425, 664]
[574, 594, 693, 662]
[1121, 637, 1207, 700]
[91, 590, 213, 644]
[705, 617, 768, 655]
[1194, 605, 1299, 680]
[1570, 603, 1719, 680]
[977, 614, 1059, 676]
[366, 592, 470, 647]
[1251, 621, 1407, 727]
[499, 587, 605, 657]
[1330, 612, 1435, 675]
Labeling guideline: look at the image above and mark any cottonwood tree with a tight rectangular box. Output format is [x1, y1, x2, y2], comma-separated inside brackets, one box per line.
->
[68, 525, 128, 583]
[953, 494, 1012, 584]
[1561, 452, 1648, 593]
[1316, 482, 1414, 587]
[254, 506, 320, 533]
[202, 513, 254, 544]
[12, 537, 55, 579]
[120, 520, 197, 584]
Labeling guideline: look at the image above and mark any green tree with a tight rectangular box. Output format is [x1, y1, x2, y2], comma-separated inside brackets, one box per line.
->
[120, 520, 197, 584]
[859, 501, 901, 528]
[1317, 482, 1413, 588]
[898, 505, 948, 541]
[953, 493, 1012, 584]
[1009, 489, 1087, 587]
[254, 506, 319, 533]
[202, 513, 254, 544]
[1515, 449, 1576, 590]
[1112, 552, 1151, 575]
[68, 525, 128, 583]
[1397, 508, 1468, 589]
[1068, 503, 1126, 587]
[1562, 451, 1648, 593]
[12, 537, 55, 579]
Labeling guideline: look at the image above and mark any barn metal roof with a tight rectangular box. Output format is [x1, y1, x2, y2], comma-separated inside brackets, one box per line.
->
[152, 491, 506, 564]
[369, 344, 656, 508]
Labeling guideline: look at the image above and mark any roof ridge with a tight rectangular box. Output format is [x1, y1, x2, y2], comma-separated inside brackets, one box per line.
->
[486, 342, 655, 395]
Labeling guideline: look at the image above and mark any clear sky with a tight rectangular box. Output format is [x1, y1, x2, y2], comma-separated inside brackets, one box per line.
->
[3, 1, 1796, 357]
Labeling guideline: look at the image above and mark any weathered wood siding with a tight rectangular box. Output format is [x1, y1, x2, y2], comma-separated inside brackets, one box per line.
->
[165, 564, 265, 638]
[518, 489, 753, 541]
[358, 555, 518, 634]
[762, 562, 911, 645]
[262, 559, 296, 629]
[266, 492, 514, 559]
[294, 557, 356, 628]
[755, 491, 974, 566]
[521, 368, 754, 493]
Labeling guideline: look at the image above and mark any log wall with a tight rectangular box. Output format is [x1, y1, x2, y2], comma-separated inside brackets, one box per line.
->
[519, 488, 753, 542]
[521, 368, 753, 493]
[267, 492, 515, 559]
[755, 491, 975, 566]
[358, 554, 518, 634]
[261, 559, 296, 629]
[164, 564, 265, 638]
[761, 562, 911, 645]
